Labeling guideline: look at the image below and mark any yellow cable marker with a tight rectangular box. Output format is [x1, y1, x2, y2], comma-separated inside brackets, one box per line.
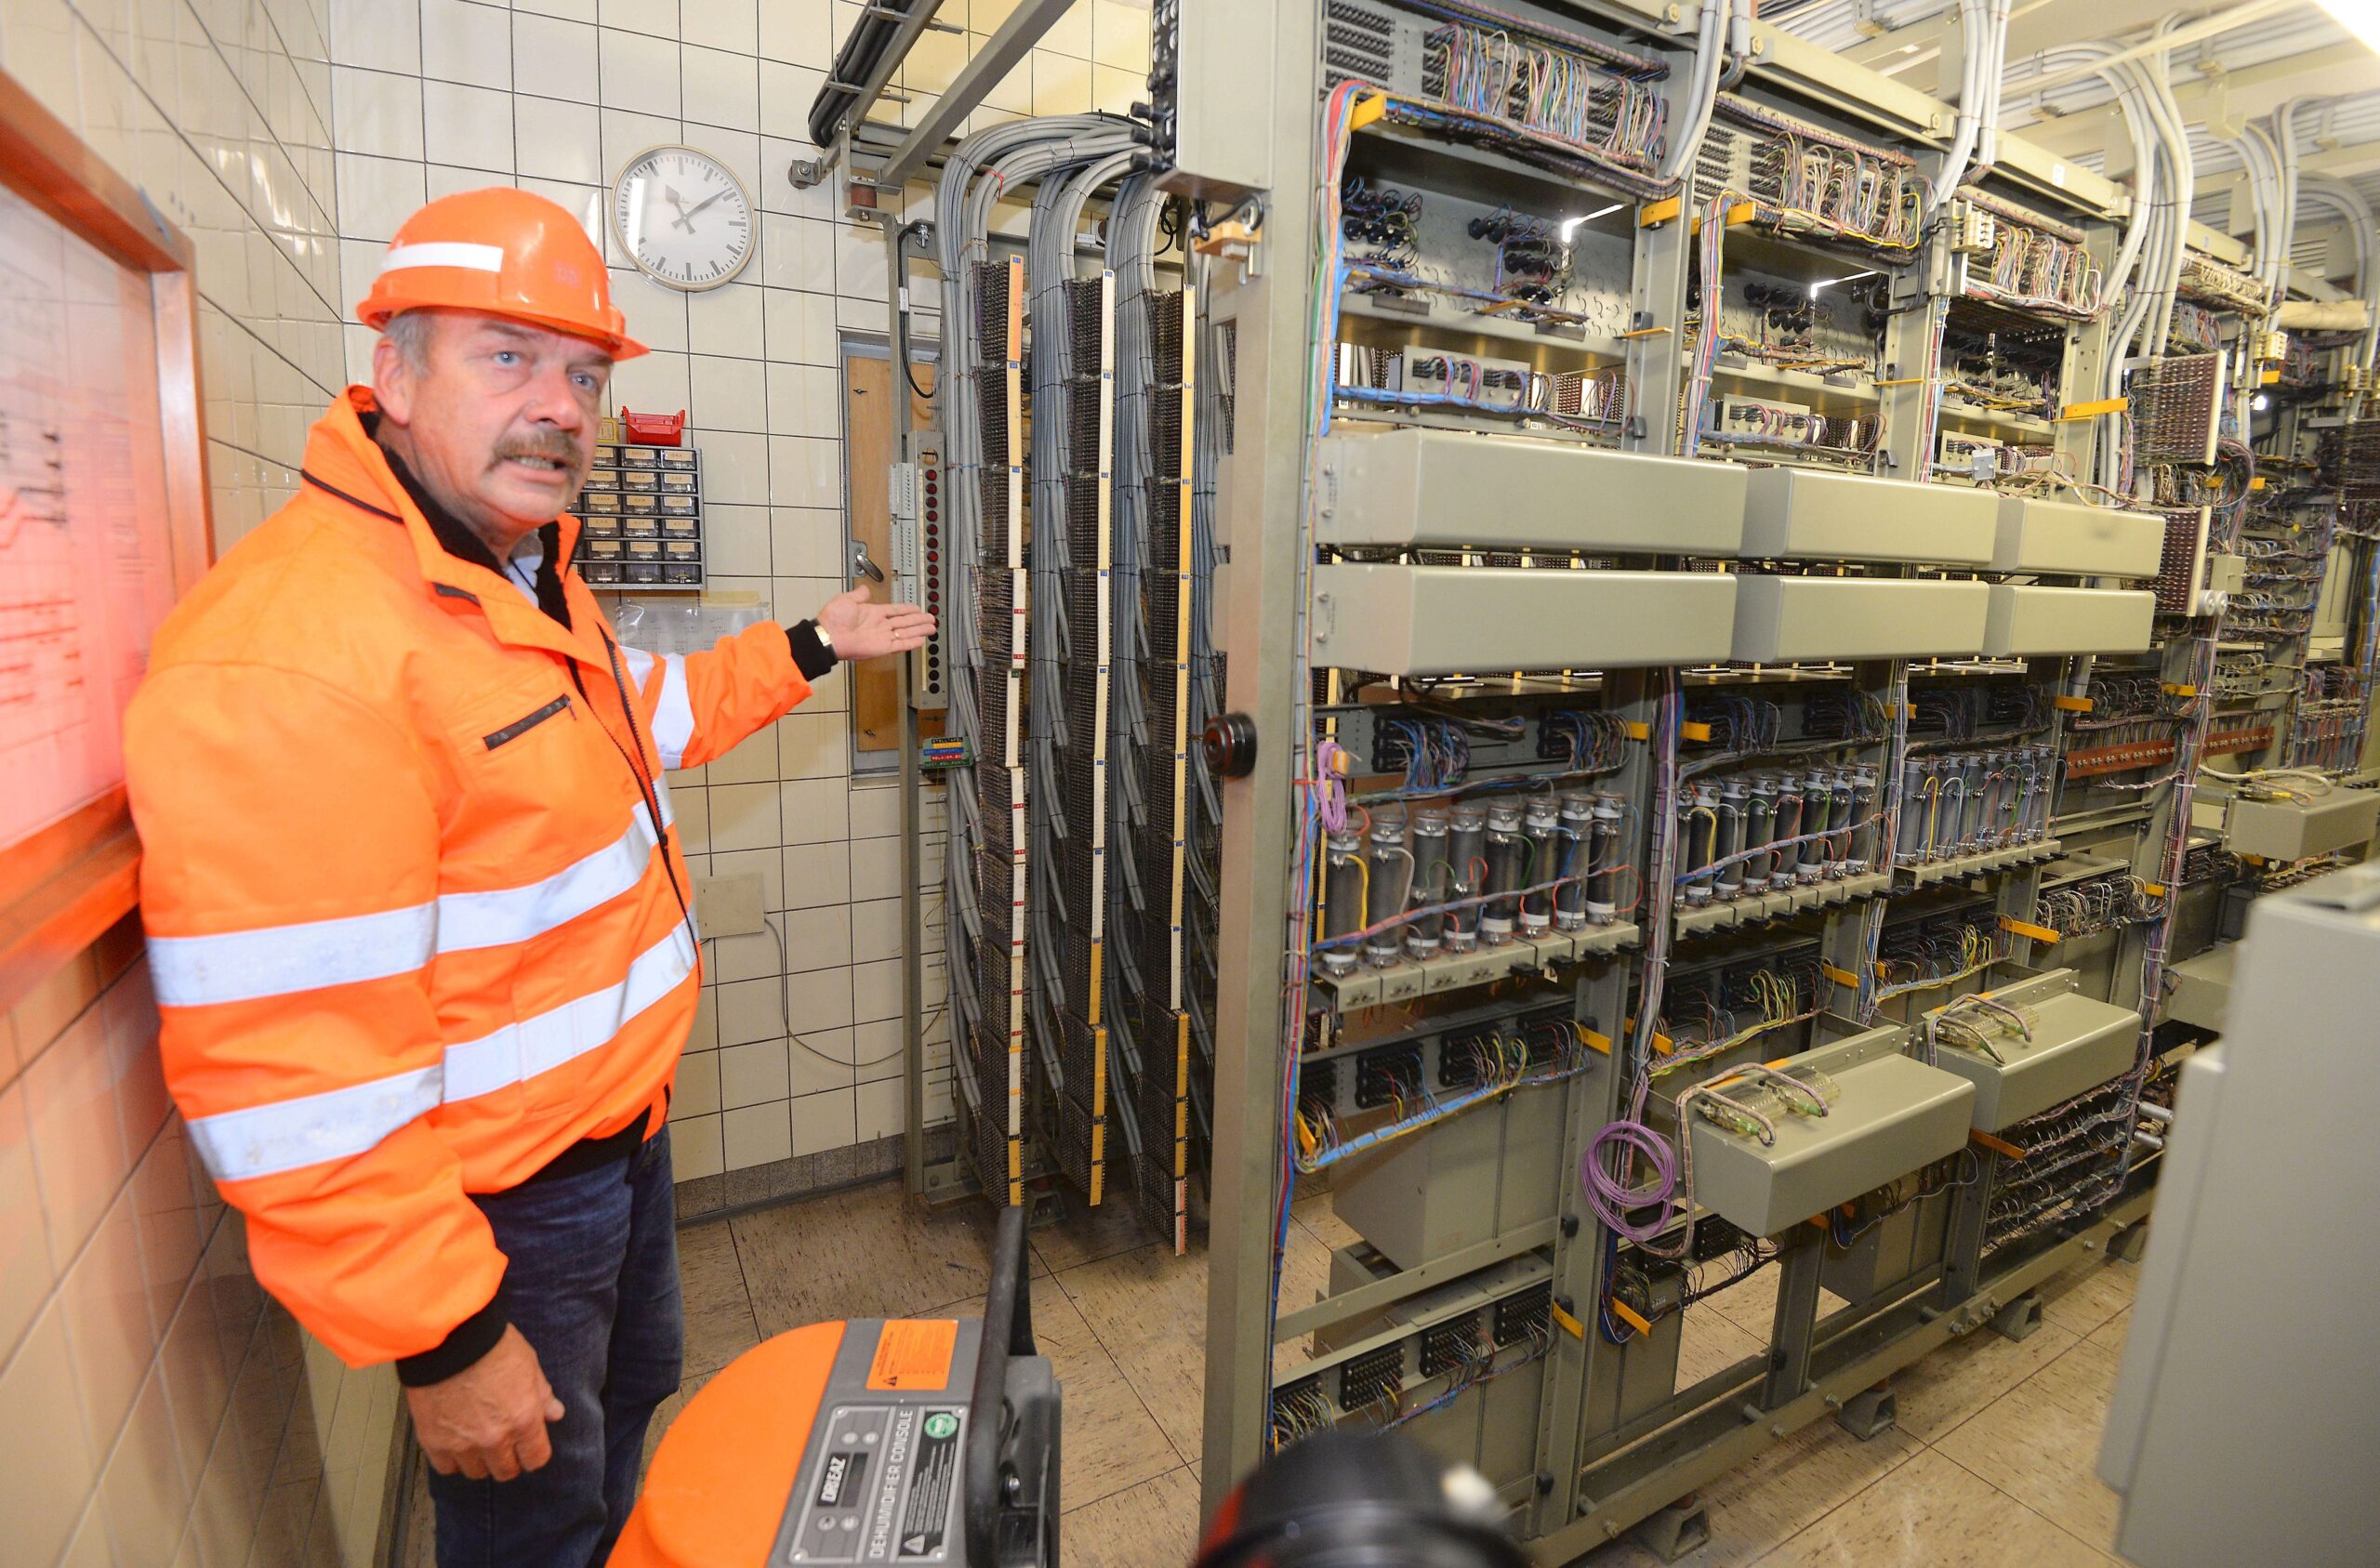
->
[1606, 1298, 1651, 1337]
[1552, 1299, 1590, 1339]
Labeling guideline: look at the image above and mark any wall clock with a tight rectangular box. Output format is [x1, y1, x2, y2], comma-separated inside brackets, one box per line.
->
[610, 145, 754, 291]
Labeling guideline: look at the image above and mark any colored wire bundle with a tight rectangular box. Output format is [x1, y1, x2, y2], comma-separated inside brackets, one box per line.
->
[1422, 22, 1666, 177]
[1293, 1020, 1591, 1173]
[1377, 716, 1473, 792]
[1966, 217, 2104, 318]
[1542, 709, 1631, 772]
[1870, 916, 2006, 1004]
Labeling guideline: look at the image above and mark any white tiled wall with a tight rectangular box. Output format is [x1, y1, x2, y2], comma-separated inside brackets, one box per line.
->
[0, 0, 406, 1562]
[324, 0, 1152, 1183]
[3, 928, 392, 1568]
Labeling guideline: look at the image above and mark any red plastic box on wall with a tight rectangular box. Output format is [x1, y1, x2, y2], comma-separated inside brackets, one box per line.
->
[621, 407, 686, 445]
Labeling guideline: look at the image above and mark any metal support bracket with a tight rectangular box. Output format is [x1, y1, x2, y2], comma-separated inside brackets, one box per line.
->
[1989, 1292, 2046, 1341]
[1832, 1384, 1898, 1442]
[1631, 1496, 1712, 1564]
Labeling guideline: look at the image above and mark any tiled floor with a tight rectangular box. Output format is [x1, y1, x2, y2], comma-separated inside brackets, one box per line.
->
[400, 1180, 2144, 1566]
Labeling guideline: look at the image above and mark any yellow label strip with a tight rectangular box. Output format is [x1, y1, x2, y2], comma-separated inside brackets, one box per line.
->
[1552, 1299, 1589, 1339]
[2054, 694, 2093, 713]
[2058, 396, 2128, 421]
[2000, 916, 2060, 944]
[1606, 1298, 1650, 1337]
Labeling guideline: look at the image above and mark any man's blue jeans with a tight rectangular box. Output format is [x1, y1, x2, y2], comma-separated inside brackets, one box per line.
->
[427, 1126, 684, 1568]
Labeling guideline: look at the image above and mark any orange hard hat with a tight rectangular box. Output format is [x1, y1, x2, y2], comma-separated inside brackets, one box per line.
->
[357, 187, 648, 360]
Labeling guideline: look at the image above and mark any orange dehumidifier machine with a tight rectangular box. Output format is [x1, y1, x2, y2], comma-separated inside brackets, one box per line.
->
[612, 1207, 1059, 1567]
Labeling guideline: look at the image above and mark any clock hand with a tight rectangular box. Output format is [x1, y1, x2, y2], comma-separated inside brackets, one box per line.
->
[663, 186, 694, 233]
[681, 187, 734, 222]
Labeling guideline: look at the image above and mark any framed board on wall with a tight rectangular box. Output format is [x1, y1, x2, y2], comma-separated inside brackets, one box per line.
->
[0, 73, 212, 1012]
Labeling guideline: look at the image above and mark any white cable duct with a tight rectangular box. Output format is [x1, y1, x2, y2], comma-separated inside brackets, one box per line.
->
[1929, 0, 2010, 211]
[1975, 0, 2011, 172]
[2125, 23, 2195, 358]
[2230, 124, 2283, 306]
[2300, 174, 2380, 401]
[2274, 97, 2307, 297]
[1653, 0, 1736, 187]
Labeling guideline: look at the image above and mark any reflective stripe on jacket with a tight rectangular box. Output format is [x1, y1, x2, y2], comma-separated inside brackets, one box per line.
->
[124, 388, 813, 1367]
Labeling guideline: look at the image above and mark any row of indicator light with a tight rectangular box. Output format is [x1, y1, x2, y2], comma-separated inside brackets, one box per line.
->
[922, 464, 942, 692]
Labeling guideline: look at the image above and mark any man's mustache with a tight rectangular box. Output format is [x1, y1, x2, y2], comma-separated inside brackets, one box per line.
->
[493, 431, 586, 468]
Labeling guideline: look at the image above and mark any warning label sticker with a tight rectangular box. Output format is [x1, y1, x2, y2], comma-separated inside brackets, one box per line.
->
[866, 1320, 959, 1391]
[895, 1409, 963, 1559]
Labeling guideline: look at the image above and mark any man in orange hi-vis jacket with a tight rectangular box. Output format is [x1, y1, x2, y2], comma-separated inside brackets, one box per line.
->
[122, 189, 933, 1568]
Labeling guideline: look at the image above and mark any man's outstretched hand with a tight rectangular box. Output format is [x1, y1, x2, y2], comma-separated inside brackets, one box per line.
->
[816, 586, 936, 662]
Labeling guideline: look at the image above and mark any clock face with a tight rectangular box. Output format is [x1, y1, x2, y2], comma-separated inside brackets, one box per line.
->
[611, 146, 754, 291]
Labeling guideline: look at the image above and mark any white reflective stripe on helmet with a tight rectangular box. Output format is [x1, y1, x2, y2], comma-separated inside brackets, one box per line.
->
[148, 904, 436, 1008]
[379, 242, 505, 276]
[188, 1062, 445, 1183]
[434, 803, 667, 954]
[441, 923, 697, 1102]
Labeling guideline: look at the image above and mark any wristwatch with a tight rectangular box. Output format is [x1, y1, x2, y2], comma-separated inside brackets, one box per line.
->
[813, 621, 835, 659]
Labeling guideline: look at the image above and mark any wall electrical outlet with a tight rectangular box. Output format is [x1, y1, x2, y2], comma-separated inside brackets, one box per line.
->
[694, 873, 767, 937]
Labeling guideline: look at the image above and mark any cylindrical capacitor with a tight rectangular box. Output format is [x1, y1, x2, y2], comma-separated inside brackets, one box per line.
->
[1520, 797, 1561, 933]
[1800, 770, 1834, 883]
[1554, 793, 1593, 929]
[1679, 783, 1721, 905]
[1364, 808, 1409, 968]
[1827, 769, 1855, 876]
[1958, 753, 1986, 850]
[1898, 756, 1931, 863]
[1480, 801, 1525, 944]
[1847, 766, 1879, 873]
[1585, 794, 1622, 924]
[1321, 827, 1365, 974]
[1445, 803, 1487, 952]
[1741, 773, 1778, 893]
[1713, 778, 1749, 900]
[1977, 751, 2006, 848]
[1405, 807, 1450, 957]
[1771, 775, 1805, 884]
